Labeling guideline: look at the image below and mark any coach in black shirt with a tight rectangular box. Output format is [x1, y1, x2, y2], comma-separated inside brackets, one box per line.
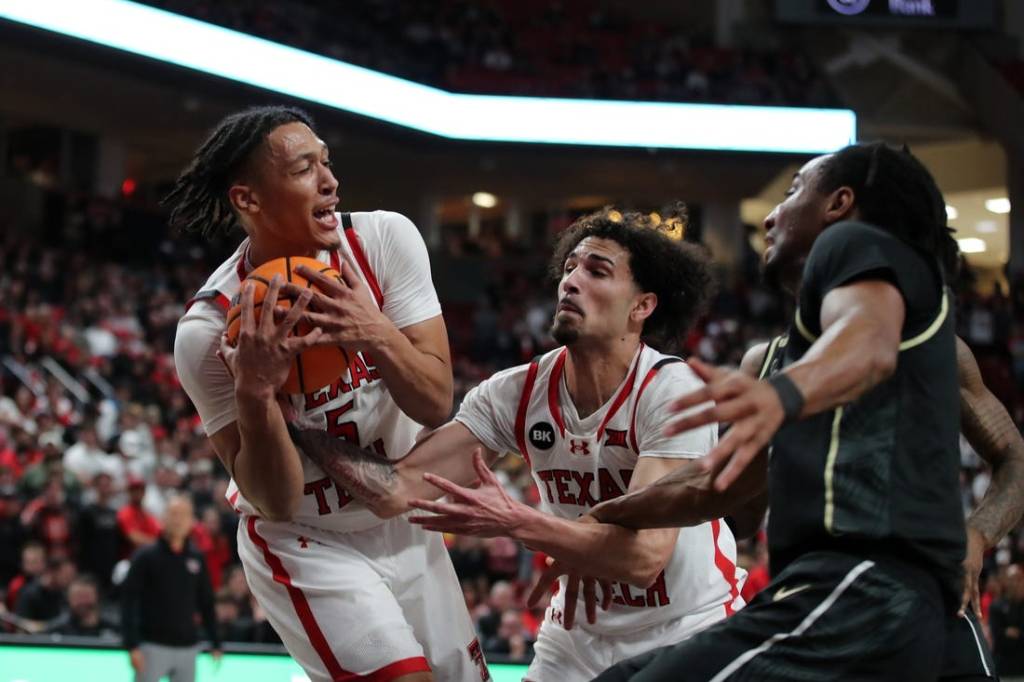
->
[122, 494, 220, 682]
[592, 144, 968, 681]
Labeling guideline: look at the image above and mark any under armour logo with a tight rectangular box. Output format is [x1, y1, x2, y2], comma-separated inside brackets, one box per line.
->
[569, 440, 591, 456]
[298, 536, 309, 548]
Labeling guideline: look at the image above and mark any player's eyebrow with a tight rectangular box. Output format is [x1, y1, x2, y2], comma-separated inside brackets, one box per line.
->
[582, 253, 615, 267]
[287, 141, 328, 165]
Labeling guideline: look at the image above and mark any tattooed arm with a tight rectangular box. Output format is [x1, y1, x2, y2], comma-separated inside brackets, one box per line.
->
[289, 421, 497, 518]
[957, 336, 1024, 615]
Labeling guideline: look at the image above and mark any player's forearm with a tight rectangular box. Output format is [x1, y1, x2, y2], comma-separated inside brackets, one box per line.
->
[510, 507, 672, 587]
[370, 325, 452, 428]
[591, 455, 766, 531]
[233, 386, 305, 521]
[967, 442, 1024, 549]
[287, 425, 406, 517]
[728, 491, 769, 540]
[291, 422, 488, 519]
[783, 312, 898, 417]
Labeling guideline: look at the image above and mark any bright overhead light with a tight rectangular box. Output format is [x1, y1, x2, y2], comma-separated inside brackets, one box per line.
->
[472, 192, 498, 208]
[984, 198, 1011, 214]
[0, 0, 857, 153]
[957, 238, 986, 254]
[975, 220, 998, 234]
[945, 205, 958, 221]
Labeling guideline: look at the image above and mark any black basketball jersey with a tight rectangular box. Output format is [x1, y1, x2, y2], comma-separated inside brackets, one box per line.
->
[766, 221, 964, 600]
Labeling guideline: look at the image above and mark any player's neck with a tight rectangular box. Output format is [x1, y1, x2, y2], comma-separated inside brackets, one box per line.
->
[564, 338, 640, 419]
[247, 235, 317, 268]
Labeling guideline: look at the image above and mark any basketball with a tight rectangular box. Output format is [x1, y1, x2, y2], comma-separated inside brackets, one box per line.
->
[225, 256, 349, 394]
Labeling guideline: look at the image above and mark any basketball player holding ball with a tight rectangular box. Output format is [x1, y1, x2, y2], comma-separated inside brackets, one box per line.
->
[171, 106, 486, 682]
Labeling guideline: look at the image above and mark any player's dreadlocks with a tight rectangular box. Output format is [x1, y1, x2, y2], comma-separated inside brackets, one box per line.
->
[164, 105, 314, 237]
[548, 204, 714, 353]
[816, 142, 960, 281]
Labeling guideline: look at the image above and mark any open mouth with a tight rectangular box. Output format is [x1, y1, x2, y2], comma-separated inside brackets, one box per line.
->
[312, 205, 338, 229]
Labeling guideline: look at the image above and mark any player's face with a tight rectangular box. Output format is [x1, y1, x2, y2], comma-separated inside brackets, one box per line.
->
[762, 155, 832, 282]
[551, 237, 645, 346]
[247, 122, 341, 253]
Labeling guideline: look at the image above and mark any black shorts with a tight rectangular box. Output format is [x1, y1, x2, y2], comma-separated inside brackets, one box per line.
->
[593, 551, 947, 682]
[939, 609, 997, 680]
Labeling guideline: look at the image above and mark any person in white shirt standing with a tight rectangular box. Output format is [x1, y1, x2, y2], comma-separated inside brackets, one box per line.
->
[293, 207, 751, 682]
[170, 106, 485, 682]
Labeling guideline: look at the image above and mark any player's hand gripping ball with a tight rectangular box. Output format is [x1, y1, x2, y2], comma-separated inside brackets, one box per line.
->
[225, 256, 349, 394]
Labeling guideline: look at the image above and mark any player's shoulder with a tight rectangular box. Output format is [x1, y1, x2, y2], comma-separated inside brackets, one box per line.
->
[346, 210, 418, 237]
[740, 340, 772, 377]
[810, 220, 909, 264]
[174, 305, 223, 368]
[639, 346, 702, 394]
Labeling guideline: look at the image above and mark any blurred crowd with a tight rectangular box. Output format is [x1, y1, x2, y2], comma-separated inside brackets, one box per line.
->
[138, 0, 833, 106]
[1, 175, 1022, 667]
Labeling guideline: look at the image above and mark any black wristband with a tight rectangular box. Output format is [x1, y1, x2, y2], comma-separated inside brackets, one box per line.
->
[768, 373, 805, 421]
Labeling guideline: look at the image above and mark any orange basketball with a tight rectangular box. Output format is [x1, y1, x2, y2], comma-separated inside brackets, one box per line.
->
[225, 256, 350, 394]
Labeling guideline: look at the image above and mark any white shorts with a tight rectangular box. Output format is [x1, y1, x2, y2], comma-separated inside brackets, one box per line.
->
[524, 603, 726, 682]
[237, 513, 489, 682]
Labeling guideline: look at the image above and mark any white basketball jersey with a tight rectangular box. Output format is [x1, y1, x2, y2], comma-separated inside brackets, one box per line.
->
[175, 211, 440, 533]
[456, 344, 746, 636]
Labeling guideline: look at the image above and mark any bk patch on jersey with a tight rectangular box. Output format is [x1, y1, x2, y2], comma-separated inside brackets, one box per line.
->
[529, 422, 556, 450]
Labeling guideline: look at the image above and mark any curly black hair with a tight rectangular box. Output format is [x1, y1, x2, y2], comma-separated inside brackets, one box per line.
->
[548, 205, 714, 353]
[817, 142, 960, 281]
[163, 105, 314, 237]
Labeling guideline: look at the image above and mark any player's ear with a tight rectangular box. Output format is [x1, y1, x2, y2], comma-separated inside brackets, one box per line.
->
[824, 186, 856, 224]
[228, 183, 259, 216]
[632, 292, 657, 323]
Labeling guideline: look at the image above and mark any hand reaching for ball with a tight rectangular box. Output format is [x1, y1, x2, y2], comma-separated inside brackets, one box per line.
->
[283, 259, 393, 354]
[218, 274, 323, 396]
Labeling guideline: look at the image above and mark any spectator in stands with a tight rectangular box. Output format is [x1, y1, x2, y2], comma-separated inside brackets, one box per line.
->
[15, 556, 75, 623]
[0, 485, 27, 585]
[63, 422, 113, 486]
[193, 506, 230, 590]
[50, 574, 118, 638]
[5, 541, 45, 612]
[117, 477, 161, 555]
[121, 495, 220, 682]
[213, 590, 253, 643]
[221, 564, 253, 619]
[992, 565, 1024, 678]
[76, 472, 121, 591]
[483, 608, 534, 660]
[20, 474, 75, 559]
[476, 580, 516, 642]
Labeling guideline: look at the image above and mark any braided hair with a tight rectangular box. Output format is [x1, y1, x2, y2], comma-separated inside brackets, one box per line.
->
[816, 142, 960, 281]
[548, 205, 714, 353]
[164, 105, 313, 237]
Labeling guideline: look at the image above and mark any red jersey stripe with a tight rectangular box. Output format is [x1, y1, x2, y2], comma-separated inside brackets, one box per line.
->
[547, 348, 568, 437]
[710, 519, 740, 617]
[245, 517, 355, 681]
[514, 361, 540, 469]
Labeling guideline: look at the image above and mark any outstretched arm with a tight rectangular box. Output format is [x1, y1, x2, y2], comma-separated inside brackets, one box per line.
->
[409, 453, 685, 588]
[665, 280, 905, 491]
[589, 342, 772, 534]
[290, 421, 496, 518]
[956, 336, 1024, 616]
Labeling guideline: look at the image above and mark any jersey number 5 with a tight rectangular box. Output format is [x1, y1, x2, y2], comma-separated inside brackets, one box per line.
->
[325, 400, 387, 456]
